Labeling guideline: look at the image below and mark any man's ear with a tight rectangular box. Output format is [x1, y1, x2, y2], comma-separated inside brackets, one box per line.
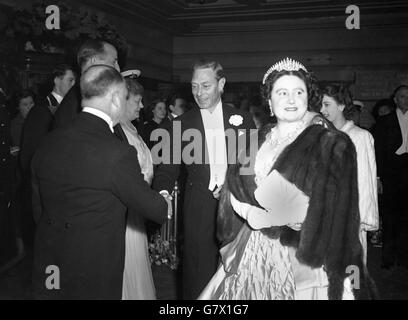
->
[169, 105, 175, 113]
[54, 77, 60, 89]
[111, 89, 121, 110]
[218, 77, 226, 93]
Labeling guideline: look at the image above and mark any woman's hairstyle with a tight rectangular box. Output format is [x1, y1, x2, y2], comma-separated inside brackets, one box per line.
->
[372, 98, 395, 120]
[125, 77, 144, 97]
[261, 68, 322, 112]
[15, 89, 35, 103]
[11, 89, 35, 117]
[321, 84, 354, 120]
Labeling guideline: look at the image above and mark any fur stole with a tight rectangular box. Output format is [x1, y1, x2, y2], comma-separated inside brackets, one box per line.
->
[217, 118, 378, 300]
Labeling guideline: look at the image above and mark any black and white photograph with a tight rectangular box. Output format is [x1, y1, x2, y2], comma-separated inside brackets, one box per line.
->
[1, 0, 408, 304]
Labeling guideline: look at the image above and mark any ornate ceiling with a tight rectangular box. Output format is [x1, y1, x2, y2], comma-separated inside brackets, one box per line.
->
[76, 0, 408, 35]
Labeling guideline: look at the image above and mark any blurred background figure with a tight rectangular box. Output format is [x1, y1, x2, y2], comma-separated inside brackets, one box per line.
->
[20, 64, 76, 174]
[167, 93, 187, 121]
[351, 100, 364, 127]
[371, 98, 396, 129]
[10, 90, 35, 151]
[0, 85, 18, 271]
[9, 89, 36, 252]
[375, 85, 408, 270]
[369, 98, 396, 248]
[140, 98, 167, 150]
[249, 102, 273, 129]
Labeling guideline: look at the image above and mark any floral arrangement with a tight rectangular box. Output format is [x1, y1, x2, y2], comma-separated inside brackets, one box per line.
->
[0, 0, 128, 55]
[148, 232, 179, 270]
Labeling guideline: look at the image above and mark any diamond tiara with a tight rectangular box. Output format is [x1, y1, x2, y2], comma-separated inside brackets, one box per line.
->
[262, 58, 308, 85]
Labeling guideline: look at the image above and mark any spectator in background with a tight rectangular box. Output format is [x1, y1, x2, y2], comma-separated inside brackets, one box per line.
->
[0, 87, 18, 269]
[372, 98, 395, 121]
[20, 64, 76, 174]
[350, 100, 363, 127]
[140, 98, 167, 150]
[249, 103, 272, 129]
[167, 93, 187, 121]
[8, 90, 36, 250]
[369, 98, 396, 247]
[375, 85, 408, 269]
[10, 90, 35, 150]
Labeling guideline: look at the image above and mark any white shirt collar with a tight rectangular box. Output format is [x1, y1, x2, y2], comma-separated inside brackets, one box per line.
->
[397, 108, 408, 118]
[51, 91, 64, 104]
[171, 112, 178, 119]
[82, 107, 114, 133]
[200, 100, 222, 116]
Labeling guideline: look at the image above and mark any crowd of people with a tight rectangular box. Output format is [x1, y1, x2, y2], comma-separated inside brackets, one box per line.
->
[0, 37, 407, 300]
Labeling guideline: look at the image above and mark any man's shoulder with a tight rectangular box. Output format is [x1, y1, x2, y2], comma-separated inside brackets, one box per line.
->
[177, 106, 198, 122]
[27, 103, 52, 120]
[58, 85, 81, 108]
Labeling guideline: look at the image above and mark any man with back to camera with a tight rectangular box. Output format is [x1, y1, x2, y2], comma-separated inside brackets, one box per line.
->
[31, 65, 171, 299]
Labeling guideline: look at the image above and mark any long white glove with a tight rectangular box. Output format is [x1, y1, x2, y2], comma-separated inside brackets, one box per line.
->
[230, 170, 309, 230]
[230, 193, 287, 230]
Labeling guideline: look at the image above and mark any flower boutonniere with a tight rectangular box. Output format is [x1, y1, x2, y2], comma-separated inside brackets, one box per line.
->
[229, 114, 243, 126]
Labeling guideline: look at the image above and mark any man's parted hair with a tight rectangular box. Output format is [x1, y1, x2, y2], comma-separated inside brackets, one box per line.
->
[192, 59, 225, 80]
[52, 64, 74, 80]
[77, 40, 112, 70]
[80, 65, 124, 100]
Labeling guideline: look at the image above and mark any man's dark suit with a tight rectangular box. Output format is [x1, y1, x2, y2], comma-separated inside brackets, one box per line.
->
[375, 110, 408, 266]
[19, 96, 56, 248]
[31, 112, 168, 299]
[20, 95, 56, 173]
[52, 84, 81, 129]
[153, 104, 255, 299]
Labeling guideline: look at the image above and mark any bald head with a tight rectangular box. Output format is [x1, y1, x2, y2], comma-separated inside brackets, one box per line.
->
[81, 65, 123, 99]
[81, 65, 128, 125]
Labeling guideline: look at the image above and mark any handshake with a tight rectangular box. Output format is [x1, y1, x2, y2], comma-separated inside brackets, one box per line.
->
[159, 190, 173, 220]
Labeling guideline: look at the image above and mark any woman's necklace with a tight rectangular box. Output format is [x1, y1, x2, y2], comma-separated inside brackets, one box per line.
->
[268, 119, 306, 148]
[255, 117, 308, 186]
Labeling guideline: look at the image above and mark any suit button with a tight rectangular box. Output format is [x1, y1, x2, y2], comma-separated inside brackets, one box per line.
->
[47, 219, 51, 225]
[65, 222, 71, 228]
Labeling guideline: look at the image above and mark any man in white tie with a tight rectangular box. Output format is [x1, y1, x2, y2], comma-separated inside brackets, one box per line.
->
[153, 59, 256, 299]
[375, 84, 408, 269]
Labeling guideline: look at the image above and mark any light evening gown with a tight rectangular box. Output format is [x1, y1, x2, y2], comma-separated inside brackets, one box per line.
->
[199, 121, 354, 300]
[121, 121, 156, 300]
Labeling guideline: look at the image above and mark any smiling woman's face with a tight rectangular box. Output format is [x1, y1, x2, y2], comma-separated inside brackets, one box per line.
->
[320, 94, 345, 124]
[269, 75, 308, 123]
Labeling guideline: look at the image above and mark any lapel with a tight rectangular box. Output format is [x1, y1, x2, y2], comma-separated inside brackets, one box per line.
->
[189, 106, 208, 168]
[391, 111, 403, 143]
[114, 124, 129, 143]
[222, 104, 242, 162]
[47, 93, 59, 107]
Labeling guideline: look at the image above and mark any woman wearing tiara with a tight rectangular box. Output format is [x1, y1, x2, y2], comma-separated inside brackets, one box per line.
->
[199, 58, 377, 300]
[120, 72, 157, 299]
